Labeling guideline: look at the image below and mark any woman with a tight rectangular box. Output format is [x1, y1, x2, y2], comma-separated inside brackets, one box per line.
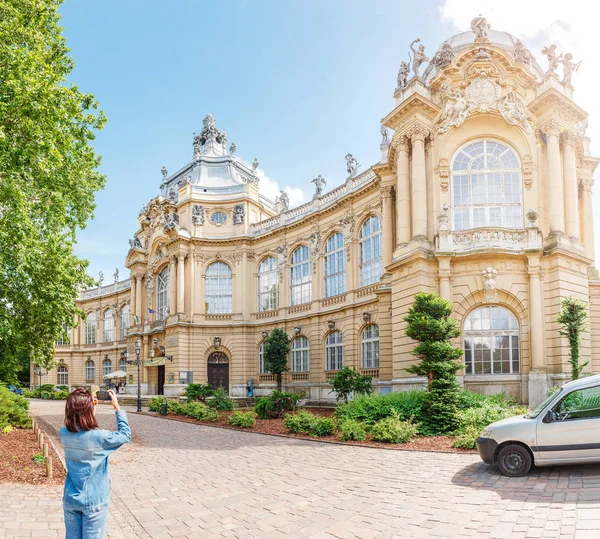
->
[59, 388, 131, 539]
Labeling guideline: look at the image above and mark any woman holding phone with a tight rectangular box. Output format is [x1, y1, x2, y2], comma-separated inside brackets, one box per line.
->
[59, 388, 131, 538]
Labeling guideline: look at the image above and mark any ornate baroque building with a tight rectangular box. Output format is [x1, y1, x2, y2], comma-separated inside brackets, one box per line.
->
[44, 19, 600, 406]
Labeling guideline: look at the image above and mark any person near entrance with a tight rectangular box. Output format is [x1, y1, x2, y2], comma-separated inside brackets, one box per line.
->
[59, 388, 131, 538]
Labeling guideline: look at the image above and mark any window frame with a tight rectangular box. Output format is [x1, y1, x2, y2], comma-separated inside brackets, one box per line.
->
[85, 313, 97, 345]
[257, 257, 279, 312]
[156, 266, 170, 320]
[103, 359, 112, 378]
[85, 360, 95, 381]
[206, 261, 233, 314]
[324, 233, 346, 298]
[290, 246, 312, 306]
[291, 336, 310, 373]
[325, 331, 344, 371]
[359, 216, 383, 287]
[57, 366, 68, 386]
[103, 309, 115, 343]
[361, 324, 380, 369]
[120, 305, 130, 340]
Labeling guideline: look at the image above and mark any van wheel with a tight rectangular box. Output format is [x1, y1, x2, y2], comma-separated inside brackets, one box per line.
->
[497, 444, 532, 477]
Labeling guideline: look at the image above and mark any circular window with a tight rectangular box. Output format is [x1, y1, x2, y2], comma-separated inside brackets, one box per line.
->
[210, 212, 227, 225]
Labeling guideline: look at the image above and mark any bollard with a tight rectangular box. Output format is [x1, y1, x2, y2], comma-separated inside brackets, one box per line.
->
[45, 456, 53, 480]
[38, 432, 44, 450]
[42, 443, 48, 458]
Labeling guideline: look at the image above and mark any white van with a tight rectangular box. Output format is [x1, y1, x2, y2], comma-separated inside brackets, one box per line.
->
[477, 374, 600, 477]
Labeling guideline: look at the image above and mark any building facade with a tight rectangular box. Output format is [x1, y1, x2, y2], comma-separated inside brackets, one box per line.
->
[44, 19, 600, 406]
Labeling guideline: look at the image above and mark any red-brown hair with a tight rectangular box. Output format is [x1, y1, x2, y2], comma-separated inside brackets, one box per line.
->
[64, 388, 99, 433]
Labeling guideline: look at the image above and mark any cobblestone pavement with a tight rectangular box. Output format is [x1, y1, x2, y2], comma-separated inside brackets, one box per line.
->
[3, 400, 598, 538]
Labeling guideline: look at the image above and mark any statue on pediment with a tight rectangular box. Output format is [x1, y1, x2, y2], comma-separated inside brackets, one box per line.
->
[409, 39, 429, 77]
[541, 44, 559, 72]
[397, 61, 410, 88]
[471, 15, 490, 42]
[312, 174, 327, 197]
[129, 233, 143, 249]
[380, 125, 389, 145]
[513, 40, 531, 65]
[437, 89, 471, 133]
[432, 41, 454, 68]
[275, 190, 289, 213]
[559, 53, 580, 85]
[345, 154, 360, 177]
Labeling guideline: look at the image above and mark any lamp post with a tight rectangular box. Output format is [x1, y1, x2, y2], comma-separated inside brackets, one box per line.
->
[123, 338, 143, 412]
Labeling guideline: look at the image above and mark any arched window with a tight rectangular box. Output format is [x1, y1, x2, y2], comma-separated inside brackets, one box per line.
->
[291, 337, 310, 372]
[257, 257, 279, 312]
[120, 304, 130, 340]
[451, 140, 522, 231]
[85, 313, 97, 345]
[156, 266, 170, 320]
[324, 233, 345, 297]
[103, 359, 112, 378]
[464, 306, 520, 375]
[206, 262, 233, 314]
[85, 360, 95, 381]
[359, 216, 382, 287]
[103, 310, 115, 342]
[325, 331, 344, 371]
[259, 343, 267, 373]
[361, 324, 380, 368]
[119, 358, 127, 372]
[57, 366, 68, 386]
[290, 246, 311, 306]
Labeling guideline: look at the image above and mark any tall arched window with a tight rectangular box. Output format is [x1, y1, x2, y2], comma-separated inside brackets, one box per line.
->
[103, 310, 115, 342]
[85, 313, 97, 345]
[291, 337, 310, 372]
[120, 304, 130, 340]
[257, 257, 279, 312]
[206, 262, 233, 314]
[361, 324, 380, 368]
[103, 359, 112, 378]
[259, 343, 267, 373]
[156, 266, 170, 320]
[325, 331, 344, 371]
[85, 360, 95, 381]
[119, 358, 127, 372]
[324, 233, 345, 297]
[57, 366, 68, 386]
[451, 140, 522, 231]
[359, 216, 382, 287]
[464, 306, 520, 375]
[290, 246, 311, 306]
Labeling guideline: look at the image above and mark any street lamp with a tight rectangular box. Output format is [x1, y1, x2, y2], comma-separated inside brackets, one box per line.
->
[123, 338, 143, 412]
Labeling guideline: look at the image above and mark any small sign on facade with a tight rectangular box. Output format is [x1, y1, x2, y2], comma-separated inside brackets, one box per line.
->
[166, 336, 178, 347]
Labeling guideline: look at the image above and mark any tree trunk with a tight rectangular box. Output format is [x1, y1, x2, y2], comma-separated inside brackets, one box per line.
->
[277, 373, 282, 392]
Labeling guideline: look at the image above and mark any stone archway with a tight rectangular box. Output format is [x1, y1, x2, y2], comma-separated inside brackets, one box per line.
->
[207, 352, 229, 391]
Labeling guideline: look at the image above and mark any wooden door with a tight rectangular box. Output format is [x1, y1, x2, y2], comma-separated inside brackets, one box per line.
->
[157, 365, 165, 395]
[207, 352, 229, 391]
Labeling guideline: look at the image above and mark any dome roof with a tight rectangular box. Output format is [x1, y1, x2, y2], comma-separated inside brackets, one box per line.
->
[423, 28, 544, 81]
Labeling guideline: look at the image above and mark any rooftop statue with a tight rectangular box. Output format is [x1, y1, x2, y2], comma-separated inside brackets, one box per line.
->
[161, 166, 168, 179]
[98, 271, 104, 285]
[541, 44, 559, 72]
[437, 88, 471, 134]
[397, 61, 410, 89]
[380, 125, 389, 145]
[229, 142, 236, 156]
[252, 158, 259, 172]
[345, 153, 360, 177]
[513, 40, 532, 65]
[577, 119, 589, 138]
[312, 174, 327, 197]
[559, 53, 581, 85]
[409, 39, 429, 77]
[432, 41, 454, 68]
[113, 268, 119, 283]
[129, 233, 143, 249]
[275, 190, 289, 212]
[471, 14, 491, 41]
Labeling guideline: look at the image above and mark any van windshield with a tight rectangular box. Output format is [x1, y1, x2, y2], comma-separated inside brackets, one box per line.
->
[526, 388, 563, 418]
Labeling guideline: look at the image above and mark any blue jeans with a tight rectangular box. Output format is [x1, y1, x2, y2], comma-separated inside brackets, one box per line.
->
[64, 504, 109, 539]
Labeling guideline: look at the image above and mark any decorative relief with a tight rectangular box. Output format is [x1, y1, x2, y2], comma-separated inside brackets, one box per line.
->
[481, 267, 498, 303]
[406, 123, 431, 142]
[438, 158, 450, 192]
[340, 213, 355, 261]
[275, 243, 288, 282]
[497, 91, 533, 134]
[579, 178, 594, 194]
[150, 243, 168, 269]
[309, 228, 321, 274]
[128, 233, 143, 249]
[455, 230, 525, 245]
[432, 41, 454, 68]
[192, 205, 205, 225]
[522, 155, 533, 189]
[379, 185, 393, 200]
[233, 204, 245, 225]
[194, 251, 242, 267]
[513, 40, 532, 65]
[436, 89, 470, 134]
[465, 70, 499, 112]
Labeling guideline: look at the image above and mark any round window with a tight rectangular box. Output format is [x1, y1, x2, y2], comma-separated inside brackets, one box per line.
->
[210, 212, 227, 225]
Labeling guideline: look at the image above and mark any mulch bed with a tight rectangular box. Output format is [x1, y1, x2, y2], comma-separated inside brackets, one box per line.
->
[145, 408, 477, 454]
[0, 428, 66, 485]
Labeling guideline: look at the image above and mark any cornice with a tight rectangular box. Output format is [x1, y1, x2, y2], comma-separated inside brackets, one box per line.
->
[528, 88, 587, 125]
[382, 94, 440, 129]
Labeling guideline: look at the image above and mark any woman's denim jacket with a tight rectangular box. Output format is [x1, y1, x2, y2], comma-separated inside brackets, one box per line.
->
[59, 410, 131, 510]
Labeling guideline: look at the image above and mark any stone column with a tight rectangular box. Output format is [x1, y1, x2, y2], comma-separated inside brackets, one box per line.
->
[438, 257, 452, 302]
[562, 132, 579, 239]
[135, 274, 143, 319]
[545, 122, 565, 235]
[189, 246, 196, 319]
[395, 137, 411, 245]
[177, 254, 186, 314]
[528, 256, 547, 406]
[130, 275, 137, 321]
[169, 256, 177, 316]
[580, 178, 596, 262]
[408, 125, 429, 239]
[381, 185, 394, 269]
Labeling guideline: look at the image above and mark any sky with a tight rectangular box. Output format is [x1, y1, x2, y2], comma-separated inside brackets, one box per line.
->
[59, 0, 600, 281]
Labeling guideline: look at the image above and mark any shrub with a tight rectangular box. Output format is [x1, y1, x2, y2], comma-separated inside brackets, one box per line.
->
[167, 400, 183, 414]
[0, 387, 31, 429]
[452, 426, 482, 449]
[185, 383, 214, 403]
[228, 411, 257, 428]
[148, 396, 167, 412]
[455, 390, 517, 410]
[283, 410, 335, 437]
[32, 454, 46, 465]
[340, 420, 367, 441]
[371, 415, 418, 444]
[335, 391, 428, 427]
[309, 416, 335, 437]
[328, 367, 373, 403]
[179, 402, 219, 422]
[208, 386, 235, 411]
[255, 391, 301, 419]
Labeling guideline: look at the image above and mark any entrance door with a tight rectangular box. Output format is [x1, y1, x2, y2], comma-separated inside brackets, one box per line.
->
[207, 352, 229, 391]
[157, 365, 165, 395]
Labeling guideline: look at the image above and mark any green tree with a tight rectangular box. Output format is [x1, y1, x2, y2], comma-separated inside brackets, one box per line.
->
[264, 328, 291, 392]
[557, 297, 589, 380]
[0, 0, 105, 376]
[328, 366, 373, 403]
[405, 293, 463, 434]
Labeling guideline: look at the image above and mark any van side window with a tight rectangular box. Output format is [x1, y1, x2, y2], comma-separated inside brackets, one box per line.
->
[556, 385, 600, 420]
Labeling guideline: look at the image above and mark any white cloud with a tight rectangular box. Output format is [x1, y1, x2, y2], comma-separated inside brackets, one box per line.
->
[238, 158, 307, 208]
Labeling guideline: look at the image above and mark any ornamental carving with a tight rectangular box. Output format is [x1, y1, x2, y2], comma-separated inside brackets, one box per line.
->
[379, 185, 393, 200]
[309, 229, 321, 274]
[192, 205, 205, 225]
[438, 158, 450, 192]
[233, 204, 245, 225]
[522, 155, 533, 190]
[128, 233, 143, 250]
[465, 70, 500, 112]
[436, 89, 470, 134]
[471, 15, 491, 42]
[340, 213, 355, 261]
[579, 178, 594, 194]
[405, 123, 431, 142]
[275, 243, 288, 282]
[150, 243, 168, 269]
[432, 41, 454, 68]
[482, 267, 498, 303]
[513, 40, 531, 65]
[497, 91, 533, 134]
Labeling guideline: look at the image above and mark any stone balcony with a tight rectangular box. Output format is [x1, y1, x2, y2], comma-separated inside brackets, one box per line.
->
[435, 226, 542, 255]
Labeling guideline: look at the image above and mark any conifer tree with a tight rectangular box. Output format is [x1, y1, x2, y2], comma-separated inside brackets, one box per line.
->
[405, 293, 463, 434]
[557, 297, 589, 380]
[264, 328, 291, 392]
